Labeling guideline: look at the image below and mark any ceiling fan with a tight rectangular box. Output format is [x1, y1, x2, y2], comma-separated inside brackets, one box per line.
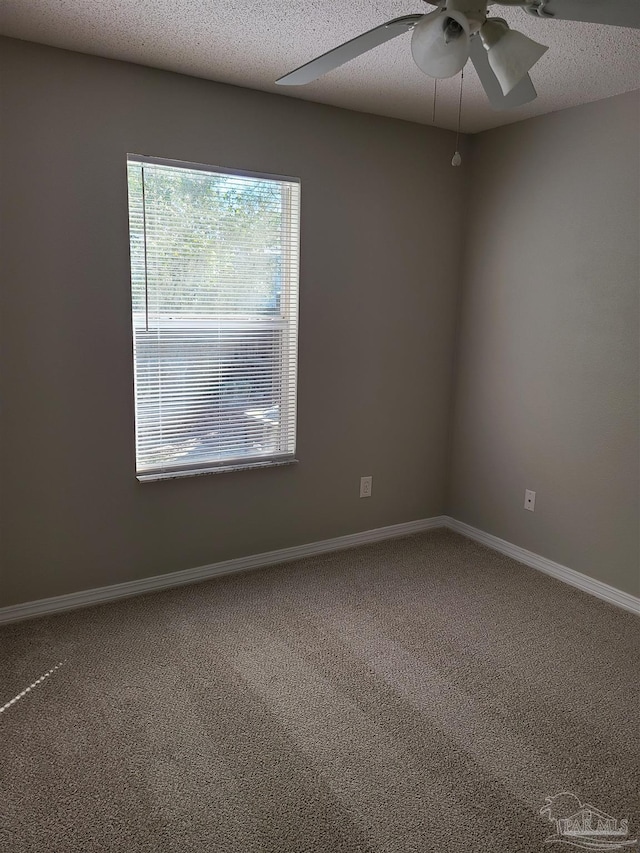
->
[276, 0, 640, 111]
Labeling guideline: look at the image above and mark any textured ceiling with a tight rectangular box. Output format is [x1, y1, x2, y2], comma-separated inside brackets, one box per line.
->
[1, 0, 639, 132]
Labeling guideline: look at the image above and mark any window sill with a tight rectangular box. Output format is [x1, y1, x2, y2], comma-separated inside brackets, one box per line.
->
[136, 457, 298, 483]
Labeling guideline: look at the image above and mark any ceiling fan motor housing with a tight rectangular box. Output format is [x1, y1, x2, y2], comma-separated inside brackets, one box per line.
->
[445, 0, 489, 31]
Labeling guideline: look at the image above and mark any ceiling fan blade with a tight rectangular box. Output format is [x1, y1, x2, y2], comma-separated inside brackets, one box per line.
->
[524, 0, 640, 28]
[276, 15, 422, 85]
[470, 35, 538, 109]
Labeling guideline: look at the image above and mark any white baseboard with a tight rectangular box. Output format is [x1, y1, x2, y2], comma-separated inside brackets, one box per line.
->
[1, 514, 637, 625]
[0, 516, 447, 625]
[443, 517, 640, 616]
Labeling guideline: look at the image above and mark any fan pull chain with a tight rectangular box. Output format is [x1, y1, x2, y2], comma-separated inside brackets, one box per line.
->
[432, 78, 437, 124]
[452, 68, 464, 167]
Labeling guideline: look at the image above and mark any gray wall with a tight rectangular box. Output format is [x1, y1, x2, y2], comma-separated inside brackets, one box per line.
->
[2, 37, 637, 608]
[448, 92, 640, 596]
[0, 37, 465, 606]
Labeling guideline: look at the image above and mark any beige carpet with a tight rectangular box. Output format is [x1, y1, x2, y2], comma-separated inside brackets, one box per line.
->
[1, 529, 638, 852]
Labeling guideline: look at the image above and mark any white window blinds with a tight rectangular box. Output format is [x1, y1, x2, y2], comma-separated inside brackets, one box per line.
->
[126, 156, 300, 480]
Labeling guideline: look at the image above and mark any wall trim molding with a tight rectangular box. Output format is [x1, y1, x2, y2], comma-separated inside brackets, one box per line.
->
[0, 516, 447, 625]
[1, 514, 637, 625]
[443, 517, 640, 616]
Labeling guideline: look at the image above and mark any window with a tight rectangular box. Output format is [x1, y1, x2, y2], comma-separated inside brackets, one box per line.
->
[126, 156, 300, 481]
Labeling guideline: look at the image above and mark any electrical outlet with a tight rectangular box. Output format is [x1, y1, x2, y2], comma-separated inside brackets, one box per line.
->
[524, 489, 536, 512]
[360, 476, 372, 498]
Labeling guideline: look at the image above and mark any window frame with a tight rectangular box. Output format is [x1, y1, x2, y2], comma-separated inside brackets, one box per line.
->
[126, 154, 301, 482]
